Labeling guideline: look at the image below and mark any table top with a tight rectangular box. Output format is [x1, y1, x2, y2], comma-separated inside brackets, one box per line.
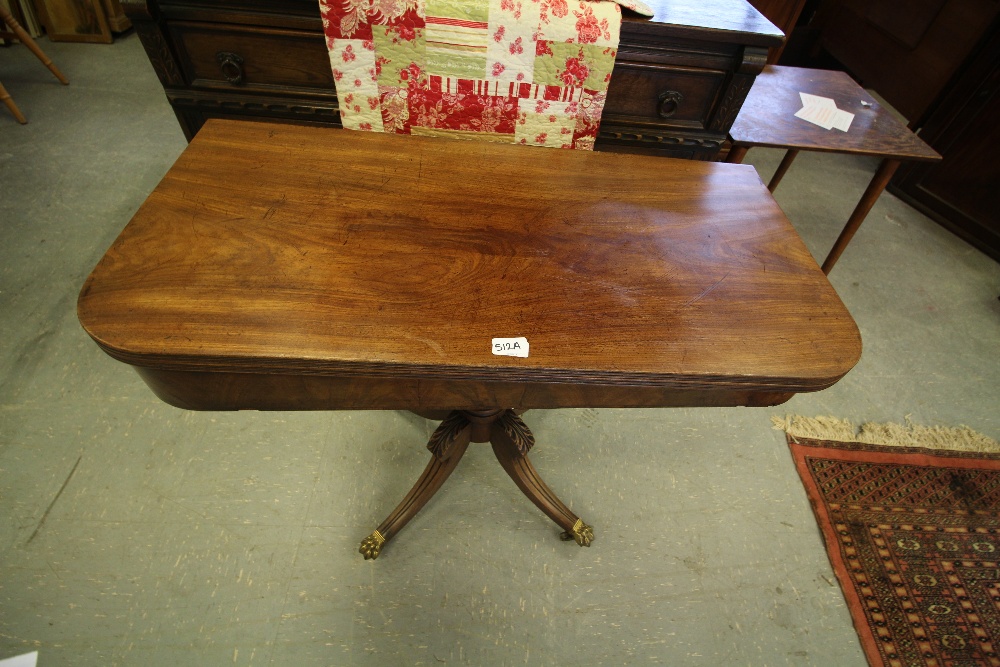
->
[622, 0, 783, 47]
[729, 66, 940, 161]
[78, 120, 860, 408]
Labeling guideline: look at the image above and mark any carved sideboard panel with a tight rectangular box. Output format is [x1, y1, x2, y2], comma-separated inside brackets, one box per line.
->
[123, 0, 781, 160]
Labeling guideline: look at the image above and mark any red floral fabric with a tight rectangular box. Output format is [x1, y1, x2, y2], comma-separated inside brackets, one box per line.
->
[319, 0, 653, 149]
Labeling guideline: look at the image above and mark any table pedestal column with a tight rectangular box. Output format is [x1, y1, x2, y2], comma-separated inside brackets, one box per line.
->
[359, 409, 593, 560]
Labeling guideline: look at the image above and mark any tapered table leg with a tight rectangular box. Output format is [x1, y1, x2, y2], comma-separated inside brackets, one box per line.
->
[767, 149, 799, 192]
[359, 412, 472, 559]
[725, 145, 749, 164]
[489, 410, 593, 546]
[821, 158, 900, 274]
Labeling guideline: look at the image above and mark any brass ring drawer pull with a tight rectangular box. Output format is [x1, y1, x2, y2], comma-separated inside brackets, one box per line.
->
[658, 90, 683, 118]
[216, 52, 245, 85]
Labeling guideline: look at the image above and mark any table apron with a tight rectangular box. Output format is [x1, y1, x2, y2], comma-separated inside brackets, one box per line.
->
[133, 367, 796, 411]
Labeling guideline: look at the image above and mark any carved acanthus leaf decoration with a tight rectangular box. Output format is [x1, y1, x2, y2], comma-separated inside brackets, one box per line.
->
[427, 411, 471, 461]
[497, 410, 535, 456]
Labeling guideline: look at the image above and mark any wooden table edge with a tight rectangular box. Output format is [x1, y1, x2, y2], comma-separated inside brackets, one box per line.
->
[726, 138, 942, 163]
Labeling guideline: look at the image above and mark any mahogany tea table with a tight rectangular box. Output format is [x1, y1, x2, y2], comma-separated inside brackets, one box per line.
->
[727, 66, 941, 274]
[78, 119, 861, 559]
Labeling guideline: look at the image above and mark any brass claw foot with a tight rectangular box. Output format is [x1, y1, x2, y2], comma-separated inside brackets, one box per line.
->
[491, 412, 594, 548]
[359, 529, 386, 560]
[559, 519, 594, 546]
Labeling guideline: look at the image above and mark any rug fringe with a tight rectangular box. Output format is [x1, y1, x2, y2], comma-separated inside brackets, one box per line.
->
[772, 415, 1000, 453]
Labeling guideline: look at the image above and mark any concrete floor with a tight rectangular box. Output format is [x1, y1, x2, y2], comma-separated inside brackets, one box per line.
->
[2, 34, 998, 666]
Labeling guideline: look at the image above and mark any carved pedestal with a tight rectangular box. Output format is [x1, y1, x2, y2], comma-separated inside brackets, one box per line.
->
[360, 410, 593, 560]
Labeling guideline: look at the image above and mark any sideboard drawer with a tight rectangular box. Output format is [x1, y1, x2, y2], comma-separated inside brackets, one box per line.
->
[169, 22, 334, 94]
[603, 62, 725, 130]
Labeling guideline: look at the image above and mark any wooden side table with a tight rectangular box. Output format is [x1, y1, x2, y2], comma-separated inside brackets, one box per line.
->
[726, 66, 941, 274]
[78, 120, 861, 559]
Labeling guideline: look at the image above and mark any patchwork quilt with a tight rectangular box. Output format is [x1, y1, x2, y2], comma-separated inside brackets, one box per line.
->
[319, 0, 653, 149]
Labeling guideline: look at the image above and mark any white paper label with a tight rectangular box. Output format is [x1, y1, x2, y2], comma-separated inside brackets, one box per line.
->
[491, 337, 529, 358]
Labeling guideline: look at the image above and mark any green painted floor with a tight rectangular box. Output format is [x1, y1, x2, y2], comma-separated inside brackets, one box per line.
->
[2, 34, 998, 666]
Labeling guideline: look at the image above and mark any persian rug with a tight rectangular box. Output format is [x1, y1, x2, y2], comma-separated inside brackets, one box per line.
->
[318, 0, 652, 149]
[775, 416, 1000, 667]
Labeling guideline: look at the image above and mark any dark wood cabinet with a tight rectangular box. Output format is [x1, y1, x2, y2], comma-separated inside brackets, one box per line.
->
[122, 0, 782, 160]
[890, 18, 1000, 264]
[811, 0, 1000, 124]
[746, 0, 809, 63]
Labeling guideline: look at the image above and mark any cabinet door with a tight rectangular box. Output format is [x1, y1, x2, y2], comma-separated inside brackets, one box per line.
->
[890, 24, 1000, 263]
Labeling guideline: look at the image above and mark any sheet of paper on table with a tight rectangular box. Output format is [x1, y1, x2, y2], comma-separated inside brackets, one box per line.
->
[795, 92, 855, 132]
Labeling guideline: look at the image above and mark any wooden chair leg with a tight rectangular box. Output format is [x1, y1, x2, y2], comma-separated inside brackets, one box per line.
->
[821, 159, 901, 274]
[489, 410, 593, 546]
[0, 5, 69, 85]
[0, 80, 27, 124]
[359, 412, 472, 559]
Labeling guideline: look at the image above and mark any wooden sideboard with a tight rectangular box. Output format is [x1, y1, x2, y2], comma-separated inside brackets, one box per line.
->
[122, 0, 782, 160]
